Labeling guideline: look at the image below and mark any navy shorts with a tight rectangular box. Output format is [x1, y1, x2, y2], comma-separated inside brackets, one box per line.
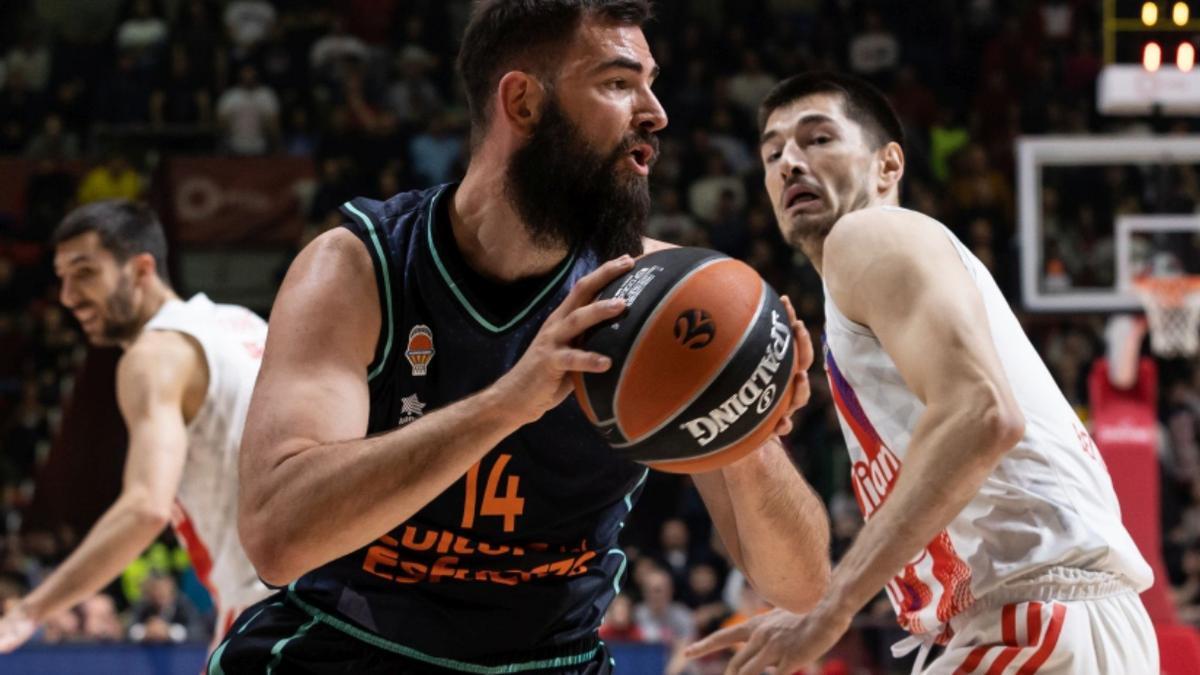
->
[207, 592, 615, 675]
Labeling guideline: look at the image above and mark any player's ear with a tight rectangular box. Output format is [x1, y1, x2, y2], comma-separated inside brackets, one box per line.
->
[877, 141, 904, 196]
[129, 252, 158, 285]
[497, 71, 547, 136]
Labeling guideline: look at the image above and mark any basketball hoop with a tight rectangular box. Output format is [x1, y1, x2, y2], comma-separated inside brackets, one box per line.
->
[1132, 275, 1200, 357]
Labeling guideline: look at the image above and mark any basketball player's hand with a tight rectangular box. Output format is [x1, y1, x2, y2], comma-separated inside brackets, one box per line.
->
[684, 605, 851, 675]
[494, 255, 635, 424]
[0, 604, 37, 653]
[774, 295, 812, 437]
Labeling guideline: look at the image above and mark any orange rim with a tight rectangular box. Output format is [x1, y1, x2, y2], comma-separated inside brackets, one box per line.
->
[1133, 275, 1200, 308]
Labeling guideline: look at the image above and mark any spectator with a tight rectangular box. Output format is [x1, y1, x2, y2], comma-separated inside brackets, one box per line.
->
[386, 45, 444, 129]
[1039, 0, 1076, 48]
[24, 114, 81, 161]
[115, 0, 169, 54]
[687, 153, 745, 224]
[707, 110, 756, 174]
[283, 108, 318, 157]
[847, 10, 899, 80]
[408, 113, 464, 185]
[947, 144, 1013, 225]
[217, 65, 281, 155]
[684, 562, 729, 637]
[708, 188, 751, 259]
[719, 573, 771, 630]
[38, 607, 82, 644]
[634, 570, 695, 645]
[928, 108, 970, 184]
[727, 50, 777, 118]
[647, 188, 704, 246]
[657, 518, 692, 589]
[224, 0, 277, 54]
[310, 18, 371, 80]
[598, 593, 643, 643]
[127, 573, 206, 644]
[79, 594, 122, 642]
[76, 156, 143, 204]
[5, 31, 51, 93]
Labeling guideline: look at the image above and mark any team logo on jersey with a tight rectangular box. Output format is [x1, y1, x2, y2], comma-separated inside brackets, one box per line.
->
[398, 393, 426, 426]
[405, 325, 435, 376]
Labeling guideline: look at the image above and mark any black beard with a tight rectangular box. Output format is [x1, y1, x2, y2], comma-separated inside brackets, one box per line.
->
[504, 96, 655, 261]
[100, 274, 141, 344]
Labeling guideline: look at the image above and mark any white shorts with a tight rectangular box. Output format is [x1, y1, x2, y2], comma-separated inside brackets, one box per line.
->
[921, 589, 1158, 674]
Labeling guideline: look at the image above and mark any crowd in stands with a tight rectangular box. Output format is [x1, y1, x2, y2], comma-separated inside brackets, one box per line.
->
[0, 0, 1198, 672]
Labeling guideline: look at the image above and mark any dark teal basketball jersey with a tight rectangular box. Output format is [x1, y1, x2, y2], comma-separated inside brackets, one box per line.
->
[287, 184, 647, 667]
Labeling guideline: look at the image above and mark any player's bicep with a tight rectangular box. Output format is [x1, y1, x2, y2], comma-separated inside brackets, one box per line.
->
[872, 261, 1000, 404]
[116, 340, 193, 511]
[242, 228, 380, 470]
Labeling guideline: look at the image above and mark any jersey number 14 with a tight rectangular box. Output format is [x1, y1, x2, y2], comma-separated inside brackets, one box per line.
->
[461, 454, 525, 532]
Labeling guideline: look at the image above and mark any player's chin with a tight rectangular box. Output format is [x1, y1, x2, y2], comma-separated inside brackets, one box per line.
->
[787, 214, 834, 241]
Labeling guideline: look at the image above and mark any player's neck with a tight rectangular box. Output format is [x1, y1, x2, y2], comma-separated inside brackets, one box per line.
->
[120, 283, 181, 350]
[451, 163, 571, 283]
[800, 237, 825, 276]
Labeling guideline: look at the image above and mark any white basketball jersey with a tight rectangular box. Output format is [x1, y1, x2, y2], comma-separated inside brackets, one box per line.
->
[144, 294, 271, 612]
[822, 209, 1152, 642]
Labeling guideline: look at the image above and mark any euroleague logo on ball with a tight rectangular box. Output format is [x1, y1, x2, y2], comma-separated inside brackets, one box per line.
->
[673, 309, 716, 349]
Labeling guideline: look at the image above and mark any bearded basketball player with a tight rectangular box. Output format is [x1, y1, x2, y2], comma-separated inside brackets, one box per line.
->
[217, 2, 830, 673]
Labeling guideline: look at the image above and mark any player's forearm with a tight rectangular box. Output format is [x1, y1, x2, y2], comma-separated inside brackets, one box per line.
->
[21, 497, 167, 622]
[819, 394, 1023, 620]
[239, 385, 525, 585]
[697, 440, 831, 613]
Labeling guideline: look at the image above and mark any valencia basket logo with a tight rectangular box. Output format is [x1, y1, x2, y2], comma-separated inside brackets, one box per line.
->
[405, 325, 435, 376]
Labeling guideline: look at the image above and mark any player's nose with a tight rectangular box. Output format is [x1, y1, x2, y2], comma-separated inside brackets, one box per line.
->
[635, 90, 668, 134]
[779, 142, 811, 179]
[58, 280, 77, 309]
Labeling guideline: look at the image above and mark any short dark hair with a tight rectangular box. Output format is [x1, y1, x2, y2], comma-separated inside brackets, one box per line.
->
[758, 71, 904, 150]
[53, 200, 171, 283]
[456, 0, 653, 140]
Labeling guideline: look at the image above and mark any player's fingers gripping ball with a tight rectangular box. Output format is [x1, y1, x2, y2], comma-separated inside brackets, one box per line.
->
[572, 247, 797, 473]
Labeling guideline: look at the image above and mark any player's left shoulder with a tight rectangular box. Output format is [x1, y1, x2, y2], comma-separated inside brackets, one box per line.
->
[826, 207, 946, 259]
[826, 207, 961, 281]
[119, 330, 205, 399]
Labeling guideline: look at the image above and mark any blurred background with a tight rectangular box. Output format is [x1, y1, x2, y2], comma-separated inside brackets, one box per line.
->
[1, 0, 1199, 673]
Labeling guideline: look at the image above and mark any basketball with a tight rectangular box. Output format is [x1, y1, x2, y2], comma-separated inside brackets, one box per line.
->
[573, 247, 797, 474]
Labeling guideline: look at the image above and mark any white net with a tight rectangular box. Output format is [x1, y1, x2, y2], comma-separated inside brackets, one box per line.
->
[1134, 277, 1200, 358]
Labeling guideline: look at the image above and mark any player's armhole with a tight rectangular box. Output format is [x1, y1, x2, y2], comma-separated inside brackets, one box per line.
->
[338, 199, 396, 382]
[825, 208, 953, 331]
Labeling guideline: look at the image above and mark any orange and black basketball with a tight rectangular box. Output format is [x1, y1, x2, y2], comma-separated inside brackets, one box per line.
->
[573, 247, 797, 474]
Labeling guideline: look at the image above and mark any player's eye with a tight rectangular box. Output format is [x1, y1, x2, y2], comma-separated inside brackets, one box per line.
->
[606, 79, 629, 90]
[765, 149, 782, 162]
